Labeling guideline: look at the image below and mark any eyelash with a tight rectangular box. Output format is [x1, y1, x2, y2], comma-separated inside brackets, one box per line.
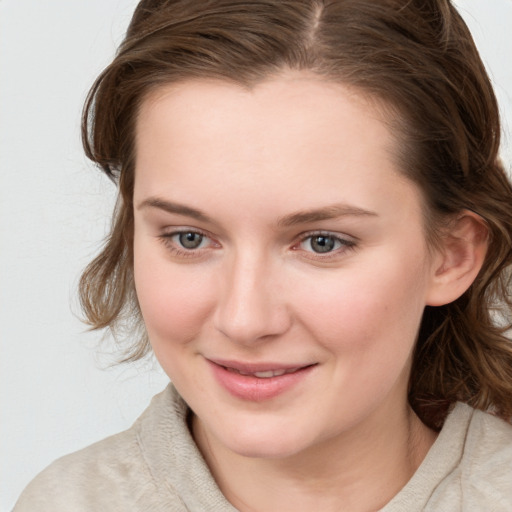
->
[294, 231, 357, 260]
[159, 229, 218, 259]
[158, 229, 357, 260]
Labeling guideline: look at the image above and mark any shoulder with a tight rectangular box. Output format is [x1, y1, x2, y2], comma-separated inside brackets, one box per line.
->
[464, 404, 512, 456]
[429, 403, 512, 511]
[14, 428, 159, 511]
[383, 403, 512, 512]
[13, 386, 189, 512]
[460, 406, 512, 504]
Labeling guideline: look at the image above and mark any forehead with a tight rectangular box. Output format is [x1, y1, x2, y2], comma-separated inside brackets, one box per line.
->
[137, 74, 390, 152]
[133, 75, 422, 224]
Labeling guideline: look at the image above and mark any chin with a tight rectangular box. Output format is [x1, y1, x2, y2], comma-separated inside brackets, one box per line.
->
[228, 438, 305, 460]
[214, 419, 317, 460]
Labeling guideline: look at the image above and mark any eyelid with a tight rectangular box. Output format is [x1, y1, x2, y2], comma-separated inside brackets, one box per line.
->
[297, 229, 357, 244]
[158, 227, 221, 258]
[293, 230, 357, 258]
[160, 225, 216, 240]
[157, 227, 356, 261]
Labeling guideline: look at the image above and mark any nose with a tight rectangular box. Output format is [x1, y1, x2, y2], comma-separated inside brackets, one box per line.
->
[213, 249, 291, 345]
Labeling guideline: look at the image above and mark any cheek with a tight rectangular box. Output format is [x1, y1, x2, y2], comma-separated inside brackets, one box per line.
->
[133, 245, 215, 347]
[294, 253, 429, 354]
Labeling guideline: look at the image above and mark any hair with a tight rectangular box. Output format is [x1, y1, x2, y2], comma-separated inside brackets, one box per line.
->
[80, 0, 512, 428]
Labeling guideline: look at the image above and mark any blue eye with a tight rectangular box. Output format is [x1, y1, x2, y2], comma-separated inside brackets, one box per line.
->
[309, 235, 337, 253]
[159, 230, 213, 255]
[300, 233, 353, 254]
[177, 231, 204, 249]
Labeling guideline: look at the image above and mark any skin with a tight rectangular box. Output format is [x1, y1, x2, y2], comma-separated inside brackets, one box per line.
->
[132, 74, 450, 511]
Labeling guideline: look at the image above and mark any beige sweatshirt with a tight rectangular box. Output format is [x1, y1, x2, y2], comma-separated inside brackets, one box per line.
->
[14, 384, 512, 511]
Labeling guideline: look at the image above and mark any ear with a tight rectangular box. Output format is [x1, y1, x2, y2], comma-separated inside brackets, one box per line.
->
[426, 211, 489, 307]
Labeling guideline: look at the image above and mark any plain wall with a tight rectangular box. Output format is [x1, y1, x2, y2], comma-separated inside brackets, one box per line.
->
[1, 1, 511, 509]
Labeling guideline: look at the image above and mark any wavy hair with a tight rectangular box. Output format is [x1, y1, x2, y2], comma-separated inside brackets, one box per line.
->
[80, 0, 512, 428]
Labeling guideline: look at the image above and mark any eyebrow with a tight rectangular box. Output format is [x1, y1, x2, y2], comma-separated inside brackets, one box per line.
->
[277, 204, 378, 227]
[137, 197, 213, 223]
[137, 197, 378, 226]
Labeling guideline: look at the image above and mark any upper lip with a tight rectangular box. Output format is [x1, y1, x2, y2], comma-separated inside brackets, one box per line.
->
[207, 358, 315, 373]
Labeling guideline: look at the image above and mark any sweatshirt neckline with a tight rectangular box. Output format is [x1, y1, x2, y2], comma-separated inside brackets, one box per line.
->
[138, 385, 473, 512]
[380, 402, 473, 511]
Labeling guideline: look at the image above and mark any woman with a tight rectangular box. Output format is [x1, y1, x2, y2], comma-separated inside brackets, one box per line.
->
[15, 0, 512, 510]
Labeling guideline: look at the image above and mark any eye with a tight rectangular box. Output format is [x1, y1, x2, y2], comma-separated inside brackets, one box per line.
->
[298, 233, 355, 255]
[159, 228, 218, 257]
[306, 235, 338, 253]
[176, 231, 205, 249]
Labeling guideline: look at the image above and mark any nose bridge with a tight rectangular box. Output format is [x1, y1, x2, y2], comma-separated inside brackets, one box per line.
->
[214, 245, 289, 344]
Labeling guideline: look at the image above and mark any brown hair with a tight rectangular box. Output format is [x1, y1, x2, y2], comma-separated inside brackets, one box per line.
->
[80, 0, 512, 428]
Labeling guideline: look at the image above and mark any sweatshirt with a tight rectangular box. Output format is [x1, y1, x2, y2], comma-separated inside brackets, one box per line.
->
[14, 384, 512, 511]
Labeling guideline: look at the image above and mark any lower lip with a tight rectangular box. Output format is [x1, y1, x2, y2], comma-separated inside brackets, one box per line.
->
[208, 361, 315, 402]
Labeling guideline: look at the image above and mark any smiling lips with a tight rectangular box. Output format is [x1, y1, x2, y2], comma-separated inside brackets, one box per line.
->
[225, 365, 306, 378]
[208, 359, 316, 401]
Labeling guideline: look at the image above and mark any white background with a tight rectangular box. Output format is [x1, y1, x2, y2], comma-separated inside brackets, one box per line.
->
[1, 1, 511, 509]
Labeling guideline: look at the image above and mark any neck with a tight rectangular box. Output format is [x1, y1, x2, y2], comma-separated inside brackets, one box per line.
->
[193, 402, 437, 512]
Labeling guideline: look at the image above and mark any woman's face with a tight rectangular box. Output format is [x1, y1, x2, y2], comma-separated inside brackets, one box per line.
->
[133, 75, 439, 458]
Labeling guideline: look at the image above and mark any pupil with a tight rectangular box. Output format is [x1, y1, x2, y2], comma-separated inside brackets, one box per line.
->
[311, 235, 335, 253]
[179, 232, 203, 249]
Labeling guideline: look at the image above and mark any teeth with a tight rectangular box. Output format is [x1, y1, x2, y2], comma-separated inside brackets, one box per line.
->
[226, 367, 301, 378]
[254, 370, 285, 378]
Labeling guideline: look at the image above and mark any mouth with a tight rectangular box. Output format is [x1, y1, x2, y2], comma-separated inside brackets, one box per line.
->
[207, 359, 317, 401]
[209, 358, 316, 377]
[223, 365, 311, 379]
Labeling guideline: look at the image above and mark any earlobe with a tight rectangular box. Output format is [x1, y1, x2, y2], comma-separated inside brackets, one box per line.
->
[426, 211, 489, 307]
